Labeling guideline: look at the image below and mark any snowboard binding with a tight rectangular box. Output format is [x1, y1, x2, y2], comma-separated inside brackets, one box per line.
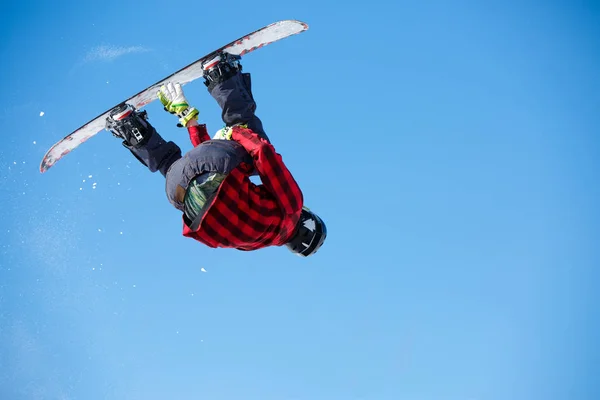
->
[202, 52, 242, 91]
[105, 103, 153, 148]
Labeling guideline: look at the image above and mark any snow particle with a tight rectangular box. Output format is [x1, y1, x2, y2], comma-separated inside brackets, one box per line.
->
[88, 175, 93, 178]
[33, 141, 37, 144]
[201, 268, 207, 273]
[119, 232, 123, 235]
[98, 228, 102, 232]
[39, 112, 45, 117]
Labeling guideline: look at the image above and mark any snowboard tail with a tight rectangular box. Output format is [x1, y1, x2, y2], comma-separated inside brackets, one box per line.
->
[40, 19, 308, 173]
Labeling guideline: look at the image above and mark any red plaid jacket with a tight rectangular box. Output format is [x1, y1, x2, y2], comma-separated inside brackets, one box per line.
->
[181, 124, 304, 250]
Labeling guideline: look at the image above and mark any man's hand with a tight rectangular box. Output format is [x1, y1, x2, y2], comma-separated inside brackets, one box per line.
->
[158, 82, 199, 127]
[212, 124, 248, 140]
[212, 126, 233, 140]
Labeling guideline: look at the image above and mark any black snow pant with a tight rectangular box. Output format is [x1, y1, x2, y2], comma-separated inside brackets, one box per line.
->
[208, 71, 270, 143]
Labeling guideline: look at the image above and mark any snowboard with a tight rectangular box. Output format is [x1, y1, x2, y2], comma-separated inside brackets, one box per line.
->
[40, 19, 308, 173]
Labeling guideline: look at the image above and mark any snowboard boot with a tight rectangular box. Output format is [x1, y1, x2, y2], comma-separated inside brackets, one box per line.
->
[202, 52, 242, 91]
[105, 103, 154, 148]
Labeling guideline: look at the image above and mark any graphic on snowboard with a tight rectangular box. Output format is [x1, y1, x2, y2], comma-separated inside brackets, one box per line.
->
[40, 19, 308, 173]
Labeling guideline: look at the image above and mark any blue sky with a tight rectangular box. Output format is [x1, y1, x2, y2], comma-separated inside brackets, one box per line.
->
[1, 1, 599, 399]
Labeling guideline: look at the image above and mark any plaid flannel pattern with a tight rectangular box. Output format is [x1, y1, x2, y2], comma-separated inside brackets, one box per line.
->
[181, 124, 304, 250]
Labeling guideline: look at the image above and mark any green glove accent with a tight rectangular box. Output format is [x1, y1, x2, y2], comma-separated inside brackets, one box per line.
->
[157, 82, 199, 127]
[212, 124, 247, 140]
[213, 126, 233, 140]
[177, 107, 199, 127]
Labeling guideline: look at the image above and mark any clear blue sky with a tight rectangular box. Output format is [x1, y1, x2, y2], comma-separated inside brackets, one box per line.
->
[1, 1, 599, 399]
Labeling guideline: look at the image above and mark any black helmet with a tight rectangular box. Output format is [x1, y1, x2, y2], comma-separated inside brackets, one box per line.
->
[286, 207, 327, 257]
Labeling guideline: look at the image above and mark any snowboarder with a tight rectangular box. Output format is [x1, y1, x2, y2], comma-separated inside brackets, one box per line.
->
[105, 52, 326, 257]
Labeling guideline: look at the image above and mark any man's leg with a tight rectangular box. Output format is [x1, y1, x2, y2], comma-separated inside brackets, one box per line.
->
[202, 54, 270, 142]
[106, 104, 182, 177]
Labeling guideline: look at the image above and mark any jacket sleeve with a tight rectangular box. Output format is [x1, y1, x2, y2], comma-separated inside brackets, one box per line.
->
[231, 126, 303, 216]
[187, 123, 211, 147]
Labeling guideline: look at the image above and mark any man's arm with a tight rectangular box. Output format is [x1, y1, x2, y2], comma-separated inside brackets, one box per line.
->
[159, 82, 210, 147]
[186, 120, 211, 147]
[231, 126, 303, 216]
